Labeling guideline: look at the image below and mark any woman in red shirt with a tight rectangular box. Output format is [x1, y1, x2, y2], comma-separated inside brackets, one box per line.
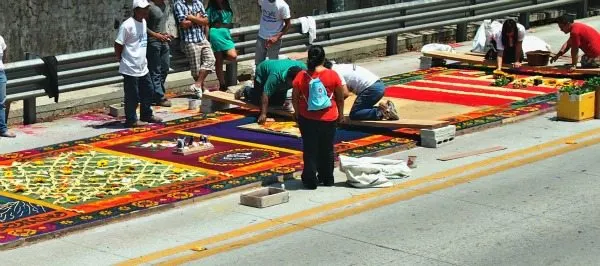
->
[292, 45, 345, 189]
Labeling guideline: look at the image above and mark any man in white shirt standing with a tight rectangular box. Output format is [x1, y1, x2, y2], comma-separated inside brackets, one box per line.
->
[115, 0, 163, 128]
[328, 62, 399, 121]
[255, 0, 291, 66]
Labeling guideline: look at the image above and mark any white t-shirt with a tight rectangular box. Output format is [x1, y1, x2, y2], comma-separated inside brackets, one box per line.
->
[0, 35, 6, 71]
[332, 64, 380, 95]
[491, 22, 526, 51]
[115, 17, 149, 77]
[258, 0, 291, 39]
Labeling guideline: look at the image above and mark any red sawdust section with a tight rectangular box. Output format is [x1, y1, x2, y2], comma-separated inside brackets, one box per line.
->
[407, 81, 539, 99]
[385, 86, 514, 107]
[428, 76, 558, 94]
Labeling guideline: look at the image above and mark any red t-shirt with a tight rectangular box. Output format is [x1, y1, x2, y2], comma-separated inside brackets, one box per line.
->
[570, 23, 600, 58]
[292, 69, 341, 122]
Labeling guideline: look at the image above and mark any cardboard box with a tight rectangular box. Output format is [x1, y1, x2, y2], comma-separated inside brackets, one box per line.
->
[557, 91, 595, 121]
[240, 187, 289, 208]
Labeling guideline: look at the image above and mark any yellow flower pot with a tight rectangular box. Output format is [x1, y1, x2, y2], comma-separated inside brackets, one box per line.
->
[595, 87, 600, 119]
[557, 91, 595, 121]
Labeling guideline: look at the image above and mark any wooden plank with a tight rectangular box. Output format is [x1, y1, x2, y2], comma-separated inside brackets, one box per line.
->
[203, 91, 449, 129]
[423, 51, 486, 64]
[423, 51, 600, 75]
[437, 146, 507, 161]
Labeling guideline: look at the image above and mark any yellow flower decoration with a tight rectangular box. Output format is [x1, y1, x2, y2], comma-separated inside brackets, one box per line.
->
[212, 184, 225, 190]
[61, 167, 73, 175]
[167, 192, 194, 200]
[97, 160, 109, 168]
[79, 215, 94, 220]
[132, 200, 158, 208]
[172, 168, 184, 174]
[34, 160, 44, 165]
[59, 220, 74, 225]
[99, 211, 113, 216]
[3, 171, 14, 178]
[7, 229, 37, 237]
[118, 206, 132, 211]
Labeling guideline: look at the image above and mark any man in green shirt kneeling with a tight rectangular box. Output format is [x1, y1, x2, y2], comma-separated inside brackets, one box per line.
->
[236, 59, 306, 124]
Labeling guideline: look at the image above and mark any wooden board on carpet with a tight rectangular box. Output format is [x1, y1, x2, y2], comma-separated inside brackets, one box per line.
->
[423, 51, 600, 75]
[437, 146, 507, 161]
[423, 51, 487, 64]
[238, 122, 301, 138]
[203, 91, 449, 129]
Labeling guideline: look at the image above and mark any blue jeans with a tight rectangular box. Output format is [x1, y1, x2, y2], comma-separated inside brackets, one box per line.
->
[349, 80, 385, 120]
[147, 40, 170, 102]
[122, 74, 154, 123]
[0, 71, 7, 133]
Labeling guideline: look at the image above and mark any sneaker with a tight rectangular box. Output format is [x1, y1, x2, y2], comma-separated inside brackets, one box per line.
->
[385, 100, 400, 120]
[125, 121, 149, 128]
[378, 102, 390, 120]
[155, 99, 172, 107]
[283, 100, 294, 112]
[189, 84, 203, 99]
[234, 87, 245, 100]
[0, 131, 16, 138]
[140, 116, 163, 124]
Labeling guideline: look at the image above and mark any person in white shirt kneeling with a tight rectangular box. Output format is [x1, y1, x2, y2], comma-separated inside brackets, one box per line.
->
[326, 61, 399, 121]
[114, 0, 163, 128]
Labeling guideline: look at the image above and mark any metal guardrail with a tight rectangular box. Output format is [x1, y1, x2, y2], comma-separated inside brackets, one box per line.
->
[4, 0, 589, 124]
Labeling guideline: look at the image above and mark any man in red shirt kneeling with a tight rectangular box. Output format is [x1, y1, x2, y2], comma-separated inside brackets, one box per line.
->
[551, 15, 600, 71]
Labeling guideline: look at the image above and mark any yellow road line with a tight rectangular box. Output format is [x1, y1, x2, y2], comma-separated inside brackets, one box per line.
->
[0, 191, 64, 210]
[162, 134, 600, 265]
[176, 131, 302, 155]
[92, 147, 217, 175]
[118, 127, 600, 265]
[396, 84, 524, 100]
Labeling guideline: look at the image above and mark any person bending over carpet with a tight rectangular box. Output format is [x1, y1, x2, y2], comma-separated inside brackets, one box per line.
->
[326, 61, 399, 121]
[550, 15, 600, 71]
[235, 59, 306, 125]
[488, 19, 525, 71]
[291, 45, 344, 189]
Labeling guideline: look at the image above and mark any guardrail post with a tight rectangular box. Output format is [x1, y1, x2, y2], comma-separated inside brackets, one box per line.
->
[386, 34, 398, 56]
[386, 5, 406, 56]
[456, 0, 475, 43]
[518, 0, 535, 29]
[23, 99, 37, 125]
[577, 0, 589, 18]
[225, 61, 238, 87]
[23, 52, 37, 125]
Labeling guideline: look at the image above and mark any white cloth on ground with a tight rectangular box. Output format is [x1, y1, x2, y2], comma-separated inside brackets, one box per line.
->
[339, 155, 411, 188]
[421, 43, 455, 53]
[298, 16, 317, 44]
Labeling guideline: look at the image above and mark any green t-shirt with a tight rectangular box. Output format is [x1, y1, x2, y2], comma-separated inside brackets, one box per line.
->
[255, 60, 307, 97]
[206, 7, 233, 25]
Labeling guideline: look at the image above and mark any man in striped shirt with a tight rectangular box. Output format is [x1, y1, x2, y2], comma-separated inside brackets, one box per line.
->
[173, 0, 216, 98]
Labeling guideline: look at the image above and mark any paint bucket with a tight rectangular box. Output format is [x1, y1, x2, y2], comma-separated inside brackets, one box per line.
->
[407, 155, 417, 169]
[188, 99, 199, 110]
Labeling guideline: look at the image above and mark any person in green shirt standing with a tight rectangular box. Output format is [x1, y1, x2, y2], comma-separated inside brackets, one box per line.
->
[236, 59, 306, 124]
[206, 0, 238, 91]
